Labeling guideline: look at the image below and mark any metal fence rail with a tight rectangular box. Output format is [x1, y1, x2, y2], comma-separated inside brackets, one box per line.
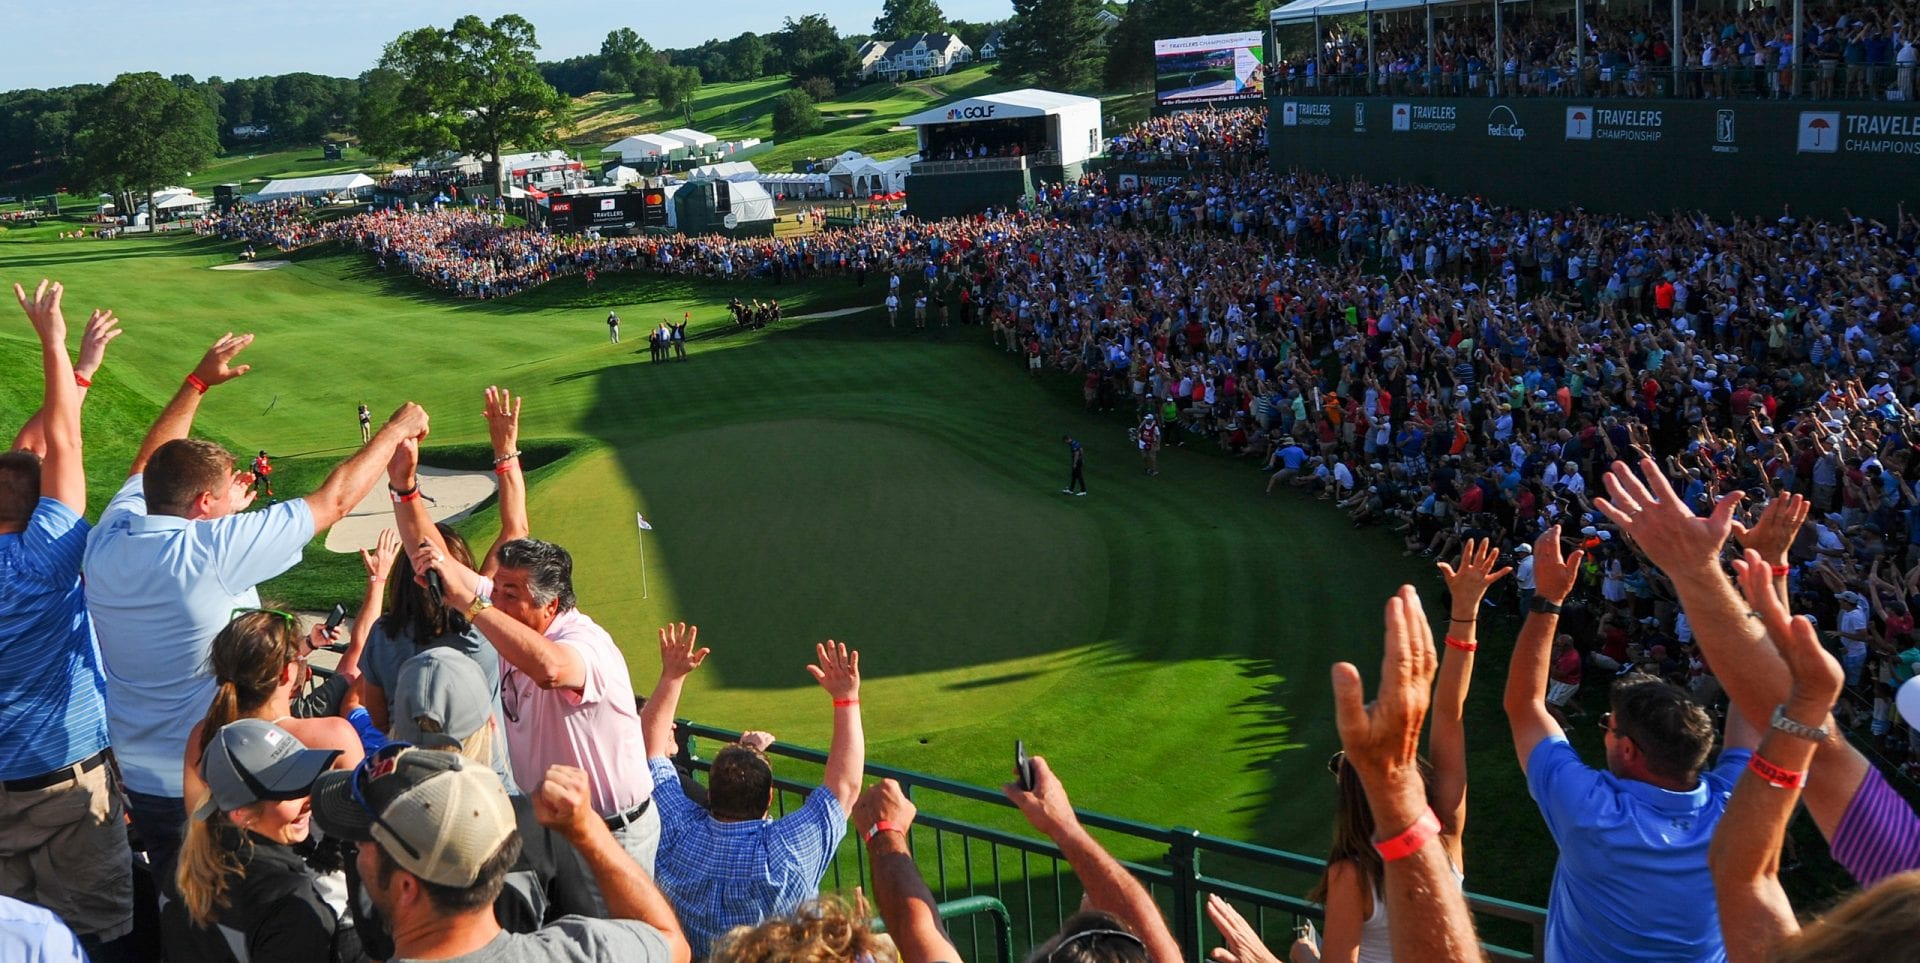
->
[677, 721, 1547, 961]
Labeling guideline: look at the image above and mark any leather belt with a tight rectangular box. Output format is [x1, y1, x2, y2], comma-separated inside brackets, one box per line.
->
[3, 749, 109, 793]
[604, 797, 652, 832]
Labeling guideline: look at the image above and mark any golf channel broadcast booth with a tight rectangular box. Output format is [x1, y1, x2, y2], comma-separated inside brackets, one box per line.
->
[899, 88, 1103, 219]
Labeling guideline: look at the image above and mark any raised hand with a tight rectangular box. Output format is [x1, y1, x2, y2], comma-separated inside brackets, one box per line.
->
[76, 309, 122, 378]
[851, 777, 918, 840]
[360, 528, 401, 581]
[12, 279, 67, 343]
[228, 470, 259, 513]
[192, 332, 255, 388]
[408, 536, 478, 609]
[384, 401, 429, 441]
[387, 435, 420, 484]
[1594, 455, 1742, 574]
[806, 640, 860, 702]
[1731, 493, 1810, 568]
[484, 385, 521, 457]
[1436, 538, 1513, 608]
[1732, 548, 1844, 713]
[1530, 525, 1585, 604]
[1330, 585, 1437, 823]
[1205, 894, 1282, 963]
[656, 622, 709, 681]
[1001, 754, 1080, 839]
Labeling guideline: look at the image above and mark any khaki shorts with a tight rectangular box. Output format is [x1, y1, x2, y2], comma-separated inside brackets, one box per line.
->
[0, 753, 134, 940]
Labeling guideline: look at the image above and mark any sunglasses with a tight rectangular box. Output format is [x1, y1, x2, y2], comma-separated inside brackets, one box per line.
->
[1326, 750, 1348, 776]
[1598, 712, 1633, 742]
[351, 742, 423, 860]
[231, 607, 297, 630]
[1047, 928, 1146, 963]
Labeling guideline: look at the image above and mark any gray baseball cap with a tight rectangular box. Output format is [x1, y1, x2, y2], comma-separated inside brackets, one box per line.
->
[194, 719, 340, 819]
[390, 648, 491, 745]
[311, 747, 515, 888]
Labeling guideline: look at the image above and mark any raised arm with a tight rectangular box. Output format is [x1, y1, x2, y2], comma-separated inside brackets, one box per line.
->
[1709, 553, 1847, 963]
[642, 623, 708, 760]
[338, 529, 400, 687]
[1004, 756, 1183, 963]
[304, 403, 430, 532]
[852, 779, 961, 963]
[1430, 539, 1508, 858]
[1332, 585, 1482, 963]
[12, 281, 81, 510]
[9, 301, 119, 459]
[806, 641, 864, 812]
[480, 386, 528, 578]
[129, 331, 253, 477]
[411, 543, 585, 691]
[1504, 527, 1578, 772]
[534, 766, 692, 963]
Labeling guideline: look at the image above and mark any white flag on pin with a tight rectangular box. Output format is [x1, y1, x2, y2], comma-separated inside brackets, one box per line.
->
[636, 513, 654, 531]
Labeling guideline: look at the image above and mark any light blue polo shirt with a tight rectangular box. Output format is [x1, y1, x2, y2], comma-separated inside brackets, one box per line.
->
[0, 498, 108, 779]
[82, 475, 313, 797]
[1526, 734, 1749, 963]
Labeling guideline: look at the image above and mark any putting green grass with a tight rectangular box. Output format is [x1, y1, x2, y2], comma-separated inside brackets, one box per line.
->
[0, 226, 1582, 920]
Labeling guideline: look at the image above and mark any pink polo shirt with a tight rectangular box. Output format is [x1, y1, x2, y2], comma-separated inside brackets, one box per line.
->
[500, 607, 651, 816]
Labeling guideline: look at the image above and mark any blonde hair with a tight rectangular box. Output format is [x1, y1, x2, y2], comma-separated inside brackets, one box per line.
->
[709, 895, 892, 963]
[177, 806, 258, 928]
[1771, 870, 1920, 962]
[412, 714, 497, 769]
[199, 612, 303, 758]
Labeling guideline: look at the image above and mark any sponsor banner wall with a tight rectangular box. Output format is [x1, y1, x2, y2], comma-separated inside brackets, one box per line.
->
[1270, 96, 1920, 218]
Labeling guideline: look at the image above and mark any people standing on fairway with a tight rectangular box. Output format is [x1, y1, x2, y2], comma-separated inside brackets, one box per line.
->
[1063, 435, 1087, 496]
[672, 318, 687, 360]
[607, 311, 621, 345]
[1, 281, 136, 958]
[408, 536, 659, 912]
[1287, 541, 1503, 963]
[252, 449, 273, 500]
[884, 291, 899, 328]
[83, 327, 429, 900]
[358, 403, 372, 443]
[1138, 413, 1161, 476]
[638, 626, 862, 956]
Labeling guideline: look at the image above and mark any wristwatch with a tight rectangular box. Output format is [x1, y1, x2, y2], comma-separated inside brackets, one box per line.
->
[1528, 596, 1563, 615]
[1770, 704, 1832, 743]
[466, 595, 494, 621]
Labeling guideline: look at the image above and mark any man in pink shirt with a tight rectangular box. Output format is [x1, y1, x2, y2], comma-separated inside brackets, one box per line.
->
[414, 536, 657, 916]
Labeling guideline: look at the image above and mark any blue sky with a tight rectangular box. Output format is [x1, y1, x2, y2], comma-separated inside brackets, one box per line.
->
[3, 0, 1015, 91]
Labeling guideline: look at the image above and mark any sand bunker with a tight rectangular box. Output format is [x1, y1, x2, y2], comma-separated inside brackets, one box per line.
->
[784, 306, 869, 321]
[211, 260, 291, 271]
[324, 465, 497, 553]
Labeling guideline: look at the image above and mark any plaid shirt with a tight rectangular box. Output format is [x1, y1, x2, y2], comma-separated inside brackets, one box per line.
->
[648, 758, 847, 956]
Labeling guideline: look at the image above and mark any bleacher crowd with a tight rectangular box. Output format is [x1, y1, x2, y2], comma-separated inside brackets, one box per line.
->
[18, 100, 1920, 960]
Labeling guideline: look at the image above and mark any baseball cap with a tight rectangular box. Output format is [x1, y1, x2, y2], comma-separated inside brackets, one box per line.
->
[311, 746, 515, 888]
[195, 719, 340, 820]
[390, 649, 491, 746]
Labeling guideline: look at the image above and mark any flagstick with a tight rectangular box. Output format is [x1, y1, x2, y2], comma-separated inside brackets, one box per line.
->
[638, 525, 649, 600]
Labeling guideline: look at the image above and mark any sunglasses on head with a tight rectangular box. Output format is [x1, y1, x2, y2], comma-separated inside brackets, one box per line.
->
[230, 607, 297, 630]
[1047, 928, 1145, 963]
[351, 742, 422, 860]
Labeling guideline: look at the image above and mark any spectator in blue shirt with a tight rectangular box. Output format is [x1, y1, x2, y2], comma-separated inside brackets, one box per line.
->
[0, 282, 134, 957]
[82, 328, 430, 900]
[1503, 526, 1755, 963]
[638, 626, 861, 957]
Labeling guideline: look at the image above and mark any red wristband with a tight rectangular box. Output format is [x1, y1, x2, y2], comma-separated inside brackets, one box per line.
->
[1372, 807, 1442, 862]
[73, 372, 92, 388]
[1444, 635, 1477, 652]
[833, 698, 859, 708]
[494, 459, 519, 475]
[391, 489, 421, 504]
[1748, 754, 1806, 790]
[1771, 564, 1790, 577]
[863, 820, 903, 845]
[184, 373, 209, 394]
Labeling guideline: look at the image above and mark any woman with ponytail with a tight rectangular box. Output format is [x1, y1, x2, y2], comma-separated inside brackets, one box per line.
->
[184, 611, 363, 817]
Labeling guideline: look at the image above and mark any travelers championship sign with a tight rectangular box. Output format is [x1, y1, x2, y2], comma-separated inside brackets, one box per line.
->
[1269, 95, 1920, 219]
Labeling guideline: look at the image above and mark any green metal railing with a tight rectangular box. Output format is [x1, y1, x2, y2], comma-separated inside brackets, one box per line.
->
[676, 721, 1548, 961]
[872, 895, 1014, 962]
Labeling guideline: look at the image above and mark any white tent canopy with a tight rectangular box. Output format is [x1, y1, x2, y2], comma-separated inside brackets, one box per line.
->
[724, 179, 775, 223]
[253, 173, 375, 201]
[603, 165, 642, 186]
[660, 128, 717, 149]
[899, 88, 1099, 126]
[1272, 0, 1440, 21]
[686, 160, 759, 181]
[603, 134, 682, 162]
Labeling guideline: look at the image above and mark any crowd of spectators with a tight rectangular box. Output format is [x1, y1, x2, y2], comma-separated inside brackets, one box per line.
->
[376, 169, 487, 197]
[1106, 106, 1268, 168]
[1274, 0, 1920, 101]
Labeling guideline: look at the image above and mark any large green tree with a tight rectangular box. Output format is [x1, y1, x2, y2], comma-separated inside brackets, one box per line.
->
[71, 72, 219, 220]
[779, 15, 855, 86]
[873, 0, 948, 38]
[601, 27, 659, 100]
[357, 14, 570, 195]
[997, 0, 1105, 90]
[655, 65, 702, 124]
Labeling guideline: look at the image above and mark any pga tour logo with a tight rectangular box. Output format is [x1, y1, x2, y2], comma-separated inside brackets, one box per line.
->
[1565, 107, 1594, 140]
[1392, 103, 1410, 131]
[1353, 103, 1365, 131]
[1716, 110, 1736, 144]
[1798, 111, 1840, 152]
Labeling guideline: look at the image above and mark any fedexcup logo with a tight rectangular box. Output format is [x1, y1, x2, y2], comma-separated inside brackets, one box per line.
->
[1487, 105, 1526, 140]
[1799, 111, 1840, 153]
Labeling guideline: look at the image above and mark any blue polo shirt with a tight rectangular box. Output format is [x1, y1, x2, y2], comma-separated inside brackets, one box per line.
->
[83, 475, 313, 797]
[646, 757, 846, 957]
[1527, 735, 1749, 963]
[0, 498, 108, 780]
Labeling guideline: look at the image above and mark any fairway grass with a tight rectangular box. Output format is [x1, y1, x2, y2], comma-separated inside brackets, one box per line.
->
[0, 226, 1580, 914]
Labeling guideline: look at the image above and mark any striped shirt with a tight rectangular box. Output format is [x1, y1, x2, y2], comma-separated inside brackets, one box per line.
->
[646, 758, 846, 957]
[0, 498, 108, 779]
[1831, 766, 1920, 886]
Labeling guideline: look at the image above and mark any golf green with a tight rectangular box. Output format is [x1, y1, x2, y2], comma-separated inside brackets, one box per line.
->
[0, 225, 1565, 912]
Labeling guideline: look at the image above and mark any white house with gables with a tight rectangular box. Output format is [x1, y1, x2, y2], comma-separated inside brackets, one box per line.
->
[856, 32, 973, 81]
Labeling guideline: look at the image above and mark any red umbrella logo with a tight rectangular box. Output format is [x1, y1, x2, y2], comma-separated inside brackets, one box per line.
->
[1805, 116, 1831, 147]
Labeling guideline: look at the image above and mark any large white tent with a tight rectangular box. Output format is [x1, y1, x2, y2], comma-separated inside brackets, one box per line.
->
[686, 160, 759, 181]
[251, 173, 376, 202]
[659, 128, 718, 151]
[603, 134, 683, 164]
